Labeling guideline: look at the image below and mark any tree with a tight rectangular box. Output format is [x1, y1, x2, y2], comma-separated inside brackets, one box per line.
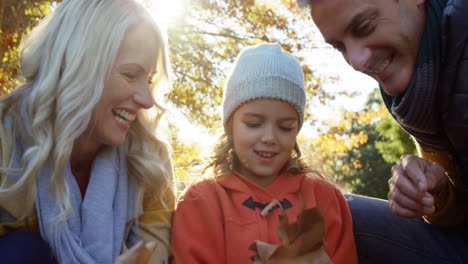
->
[0, 1, 60, 95]
[3, 0, 393, 196]
[165, 0, 359, 129]
[338, 121, 393, 199]
[375, 115, 417, 164]
[300, 89, 397, 198]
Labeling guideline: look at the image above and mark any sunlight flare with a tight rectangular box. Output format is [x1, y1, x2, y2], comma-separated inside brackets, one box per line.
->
[148, 0, 185, 26]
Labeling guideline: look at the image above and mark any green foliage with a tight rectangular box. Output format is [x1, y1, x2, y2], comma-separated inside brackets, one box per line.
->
[339, 123, 392, 199]
[328, 89, 416, 198]
[364, 88, 417, 164]
[302, 89, 397, 199]
[375, 116, 417, 163]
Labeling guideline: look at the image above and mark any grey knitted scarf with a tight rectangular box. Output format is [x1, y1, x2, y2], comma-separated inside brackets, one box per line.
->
[381, 0, 450, 150]
[9, 101, 130, 263]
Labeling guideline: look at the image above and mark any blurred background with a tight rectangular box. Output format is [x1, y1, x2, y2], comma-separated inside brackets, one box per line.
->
[0, 0, 417, 198]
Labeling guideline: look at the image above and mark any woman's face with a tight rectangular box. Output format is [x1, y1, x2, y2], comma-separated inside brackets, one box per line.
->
[78, 22, 158, 153]
[231, 99, 299, 187]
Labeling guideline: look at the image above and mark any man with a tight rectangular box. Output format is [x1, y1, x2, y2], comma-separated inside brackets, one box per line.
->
[297, 0, 468, 262]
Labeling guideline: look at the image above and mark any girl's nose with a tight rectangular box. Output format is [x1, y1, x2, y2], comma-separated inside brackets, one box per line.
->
[261, 126, 276, 145]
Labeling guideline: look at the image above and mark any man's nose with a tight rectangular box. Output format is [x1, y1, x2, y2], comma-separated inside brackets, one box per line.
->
[345, 43, 371, 72]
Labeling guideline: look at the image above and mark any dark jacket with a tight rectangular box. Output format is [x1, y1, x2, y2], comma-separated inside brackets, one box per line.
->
[438, 0, 468, 187]
[383, 0, 468, 225]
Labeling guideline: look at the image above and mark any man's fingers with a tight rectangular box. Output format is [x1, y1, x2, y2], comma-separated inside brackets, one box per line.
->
[424, 162, 447, 191]
[388, 155, 443, 218]
[391, 165, 421, 200]
[400, 155, 427, 192]
[389, 199, 421, 218]
[390, 187, 424, 213]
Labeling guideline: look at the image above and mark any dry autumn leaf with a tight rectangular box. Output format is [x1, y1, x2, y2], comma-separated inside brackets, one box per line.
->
[249, 204, 332, 264]
[115, 241, 156, 264]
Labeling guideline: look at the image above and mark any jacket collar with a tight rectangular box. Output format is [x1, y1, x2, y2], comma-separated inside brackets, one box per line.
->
[217, 171, 305, 197]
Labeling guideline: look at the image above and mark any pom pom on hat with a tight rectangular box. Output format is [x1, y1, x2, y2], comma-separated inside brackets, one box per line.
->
[222, 43, 306, 131]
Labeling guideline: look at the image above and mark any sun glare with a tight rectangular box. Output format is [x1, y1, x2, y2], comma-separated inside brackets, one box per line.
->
[148, 0, 185, 26]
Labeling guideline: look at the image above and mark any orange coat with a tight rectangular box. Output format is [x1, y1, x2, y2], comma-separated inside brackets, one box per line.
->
[172, 172, 357, 263]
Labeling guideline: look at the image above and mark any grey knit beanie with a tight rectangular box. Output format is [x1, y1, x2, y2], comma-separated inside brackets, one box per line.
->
[222, 43, 306, 131]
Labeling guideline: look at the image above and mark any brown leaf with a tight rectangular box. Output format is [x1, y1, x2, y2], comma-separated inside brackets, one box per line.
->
[249, 204, 332, 264]
[115, 241, 156, 264]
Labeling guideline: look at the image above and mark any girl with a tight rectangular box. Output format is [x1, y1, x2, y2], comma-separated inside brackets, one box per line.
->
[171, 43, 357, 263]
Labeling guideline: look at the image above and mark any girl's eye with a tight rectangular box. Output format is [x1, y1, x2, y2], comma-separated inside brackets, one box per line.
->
[148, 77, 154, 85]
[245, 122, 261, 128]
[279, 126, 294, 132]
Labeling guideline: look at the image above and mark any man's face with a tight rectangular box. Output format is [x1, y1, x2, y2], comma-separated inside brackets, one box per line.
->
[311, 0, 425, 96]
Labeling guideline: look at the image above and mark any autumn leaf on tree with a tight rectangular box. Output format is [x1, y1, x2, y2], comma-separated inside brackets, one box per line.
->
[249, 205, 332, 264]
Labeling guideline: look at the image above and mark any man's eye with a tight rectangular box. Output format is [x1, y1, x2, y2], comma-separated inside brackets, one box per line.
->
[354, 12, 378, 37]
[354, 22, 374, 37]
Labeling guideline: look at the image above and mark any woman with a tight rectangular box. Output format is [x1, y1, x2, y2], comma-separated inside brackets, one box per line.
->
[0, 0, 174, 263]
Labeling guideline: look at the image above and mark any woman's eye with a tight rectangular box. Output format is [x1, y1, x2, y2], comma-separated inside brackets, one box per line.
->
[148, 77, 154, 85]
[123, 73, 137, 80]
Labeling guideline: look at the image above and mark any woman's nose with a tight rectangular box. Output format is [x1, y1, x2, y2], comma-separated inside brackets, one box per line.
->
[133, 85, 155, 109]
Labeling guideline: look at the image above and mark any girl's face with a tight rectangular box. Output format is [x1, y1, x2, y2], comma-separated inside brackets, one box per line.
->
[76, 22, 158, 154]
[231, 99, 299, 187]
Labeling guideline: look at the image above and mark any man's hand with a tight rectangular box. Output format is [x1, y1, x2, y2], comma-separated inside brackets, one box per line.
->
[115, 241, 156, 264]
[388, 154, 447, 218]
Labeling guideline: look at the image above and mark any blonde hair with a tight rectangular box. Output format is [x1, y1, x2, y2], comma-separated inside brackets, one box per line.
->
[0, 0, 173, 220]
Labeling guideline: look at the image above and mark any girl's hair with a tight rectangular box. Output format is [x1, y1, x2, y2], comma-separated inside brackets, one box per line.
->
[201, 121, 325, 180]
[0, 0, 173, 220]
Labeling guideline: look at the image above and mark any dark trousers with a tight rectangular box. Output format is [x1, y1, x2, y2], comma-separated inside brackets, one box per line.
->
[0, 231, 56, 264]
[346, 194, 468, 264]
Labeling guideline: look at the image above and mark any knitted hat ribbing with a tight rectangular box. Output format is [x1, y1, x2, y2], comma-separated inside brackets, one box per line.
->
[222, 43, 306, 131]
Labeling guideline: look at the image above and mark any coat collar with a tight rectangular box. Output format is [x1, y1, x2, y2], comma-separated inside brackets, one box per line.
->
[217, 171, 305, 197]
